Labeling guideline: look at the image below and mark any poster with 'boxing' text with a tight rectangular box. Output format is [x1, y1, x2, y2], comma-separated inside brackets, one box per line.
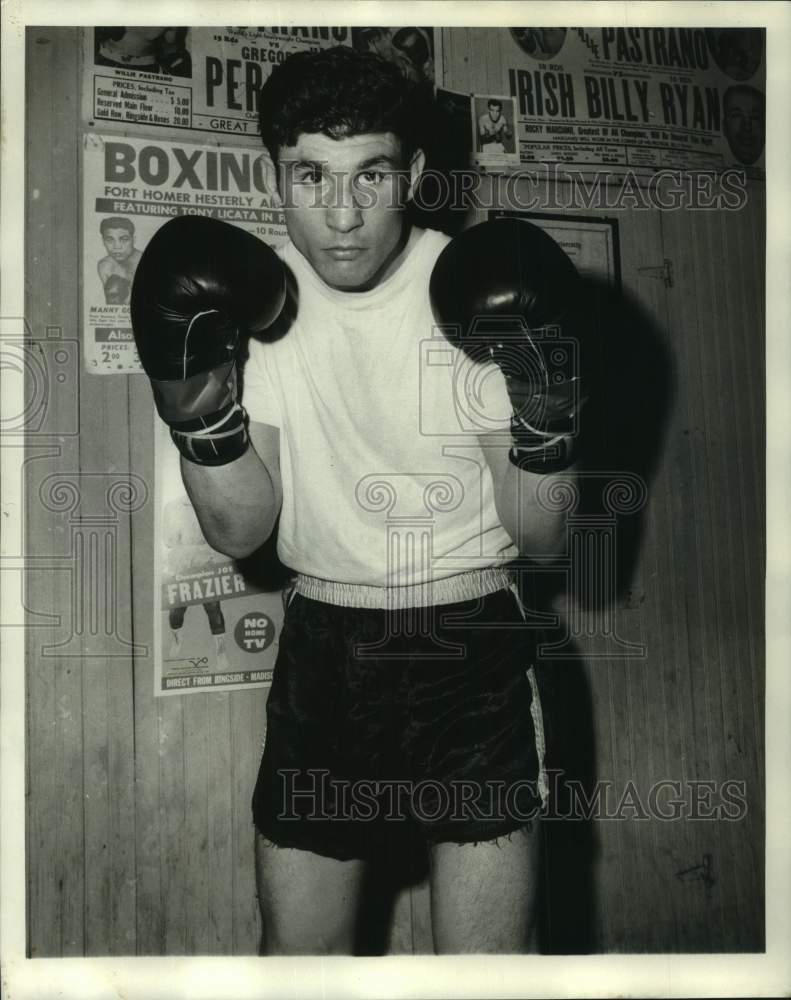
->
[81, 131, 286, 374]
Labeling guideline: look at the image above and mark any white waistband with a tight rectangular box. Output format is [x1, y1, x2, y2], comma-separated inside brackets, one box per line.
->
[294, 567, 515, 610]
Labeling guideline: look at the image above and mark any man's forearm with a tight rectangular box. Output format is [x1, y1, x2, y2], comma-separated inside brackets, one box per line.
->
[480, 433, 575, 560]
[180, 446, 281, 559]
[502, 461, 576, 561]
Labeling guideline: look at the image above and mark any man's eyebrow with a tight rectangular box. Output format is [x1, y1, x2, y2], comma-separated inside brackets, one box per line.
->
[355, 155, 403, 170]
[288, 159, 327, 170]
[283, 154, 404, 173]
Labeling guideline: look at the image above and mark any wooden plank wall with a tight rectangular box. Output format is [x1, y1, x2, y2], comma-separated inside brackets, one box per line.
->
[25, 26, 271, 959]
[26, 27, 764, 956]
[440, 27, 765, 952]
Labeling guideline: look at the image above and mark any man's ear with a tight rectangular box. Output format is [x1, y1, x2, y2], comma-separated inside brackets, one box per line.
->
[258, 150, 283, 209]
[406, 148, 426, 203]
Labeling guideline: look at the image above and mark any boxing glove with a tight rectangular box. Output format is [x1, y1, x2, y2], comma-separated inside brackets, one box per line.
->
[429, 218, 586, 473]
[130, 215, 286, 465]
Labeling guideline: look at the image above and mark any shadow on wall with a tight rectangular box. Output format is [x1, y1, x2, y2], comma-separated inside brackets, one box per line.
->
[530, 276, 674, 953]
[575, 275, 676, 604]
[409, 86, 476, 238]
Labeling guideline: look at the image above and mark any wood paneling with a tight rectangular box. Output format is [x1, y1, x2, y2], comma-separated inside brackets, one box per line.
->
[26, 27, 88, 958]
[25, 26, 764, 956]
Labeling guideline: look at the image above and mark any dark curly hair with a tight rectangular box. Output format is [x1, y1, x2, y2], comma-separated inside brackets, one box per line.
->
[257, 46, 429, 166]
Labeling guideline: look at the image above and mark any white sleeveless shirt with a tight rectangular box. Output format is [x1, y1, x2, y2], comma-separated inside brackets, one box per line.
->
[243, 228, 518, 607]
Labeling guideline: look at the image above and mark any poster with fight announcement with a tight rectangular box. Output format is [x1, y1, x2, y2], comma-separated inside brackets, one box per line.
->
[82, 26, 438, 138]
[81, 131, 286, 374]
[82, 26, 351, 138]
[498, 26, 765, 178]
[154, 422, 288, 696]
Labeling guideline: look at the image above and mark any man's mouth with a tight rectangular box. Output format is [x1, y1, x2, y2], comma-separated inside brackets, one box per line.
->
[325, 247, 364, 260]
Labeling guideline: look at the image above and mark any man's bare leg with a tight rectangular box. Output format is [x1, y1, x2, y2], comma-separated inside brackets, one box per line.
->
[428, 824, 541, 954]
[254, 833, 367, 955]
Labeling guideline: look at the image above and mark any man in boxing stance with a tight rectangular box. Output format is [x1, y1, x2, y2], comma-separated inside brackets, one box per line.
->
[131, 46, 585, 954]
[478, 98, 512, 154]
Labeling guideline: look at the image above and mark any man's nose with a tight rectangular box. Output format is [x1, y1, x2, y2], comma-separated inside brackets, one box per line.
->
[325, 176, 364, 232]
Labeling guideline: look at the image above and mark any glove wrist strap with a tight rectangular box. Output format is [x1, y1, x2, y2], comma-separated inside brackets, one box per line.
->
[509, 430, 578, 474]
[170, 401, 250, 466]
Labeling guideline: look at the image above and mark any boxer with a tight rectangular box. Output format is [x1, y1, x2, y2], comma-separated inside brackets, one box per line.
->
[132, 45, 585, 955]
[478, 98, 512, 154]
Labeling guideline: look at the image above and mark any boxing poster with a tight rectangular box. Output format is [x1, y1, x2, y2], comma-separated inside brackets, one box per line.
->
[80, 131, 286, 374]
[82, 26, 440, 139]
[82, 26, 351, 137]
[498, 26, 765, 178]
[154, 422, 286, 696]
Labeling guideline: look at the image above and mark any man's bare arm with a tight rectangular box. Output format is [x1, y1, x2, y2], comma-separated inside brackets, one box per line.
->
[479, 431, 575, 561]
[180, 421, 282, 559]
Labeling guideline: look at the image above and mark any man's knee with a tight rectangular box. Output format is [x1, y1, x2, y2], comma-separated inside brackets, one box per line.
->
[254, 833, 363, 955]
[429, 823, 540, 954]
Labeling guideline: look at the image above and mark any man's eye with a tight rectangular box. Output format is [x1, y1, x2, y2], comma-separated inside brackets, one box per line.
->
[358, 170, 386, 184]
[296, 170, 323, 184]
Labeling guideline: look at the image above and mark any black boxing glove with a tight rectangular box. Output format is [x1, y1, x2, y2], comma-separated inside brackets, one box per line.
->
[429, 218, 587, 473]
[130, 216, 286, 465]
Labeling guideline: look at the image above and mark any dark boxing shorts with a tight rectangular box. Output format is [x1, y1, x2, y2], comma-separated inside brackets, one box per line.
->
[252, 587, 547, 861]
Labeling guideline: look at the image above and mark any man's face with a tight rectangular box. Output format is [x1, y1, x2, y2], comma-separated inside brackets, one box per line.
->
[120, 27, 168, 55]
[275, 132, 423, 292]
[724, 92, 764, 165]
[488, 104, 502, 121]
[541, 28, 566, 53]
[102, 227, 134, 261]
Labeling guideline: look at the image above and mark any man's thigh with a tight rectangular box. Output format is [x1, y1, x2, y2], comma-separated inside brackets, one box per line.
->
[428, 823, 541, 954]
[255, 833, 367, 955]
